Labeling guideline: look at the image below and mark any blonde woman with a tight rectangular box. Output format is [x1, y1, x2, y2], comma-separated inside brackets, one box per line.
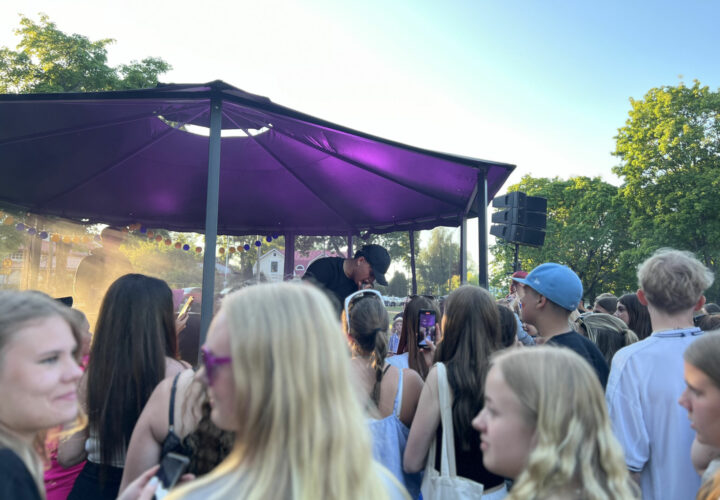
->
[168, 282, 408, 500]
[473, 347, 638, 500]
[0, 291, 83, 500]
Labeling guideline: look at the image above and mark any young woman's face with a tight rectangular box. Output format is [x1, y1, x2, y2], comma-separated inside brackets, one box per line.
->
[0, 316, 82, 441]
[202, 311, 238, 431]
[679, 361, 720, 447]
[614, 302, 630, 326]
[472, 364, 536, 479]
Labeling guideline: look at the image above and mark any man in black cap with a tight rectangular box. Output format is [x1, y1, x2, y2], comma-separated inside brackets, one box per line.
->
[302, 244, 390, 312]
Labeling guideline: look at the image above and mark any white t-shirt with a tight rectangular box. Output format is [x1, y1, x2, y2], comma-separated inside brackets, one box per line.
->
[605, 327, 703, 500]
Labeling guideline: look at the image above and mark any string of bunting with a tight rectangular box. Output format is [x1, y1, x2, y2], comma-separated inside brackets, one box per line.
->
[0, 212, 279, 256]
[128, 223, 279, 255]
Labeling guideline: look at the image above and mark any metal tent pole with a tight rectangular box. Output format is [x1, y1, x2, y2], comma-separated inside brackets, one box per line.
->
[460, 218, 467, 284]
[477, 171, 488, 288]
[199, 97, 222, 348]
[409, 230, 417, 294]
[284, 232, 295, 280]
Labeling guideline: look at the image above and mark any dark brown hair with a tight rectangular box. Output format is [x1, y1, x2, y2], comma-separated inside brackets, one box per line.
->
[497, 304, 518, 348]
[85, 274, 178, 471]
[435, 285, 501, 450]
[618, 293, 652, 340]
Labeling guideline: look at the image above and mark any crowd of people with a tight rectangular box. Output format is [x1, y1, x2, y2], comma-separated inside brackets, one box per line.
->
[1, 244, 719, 500]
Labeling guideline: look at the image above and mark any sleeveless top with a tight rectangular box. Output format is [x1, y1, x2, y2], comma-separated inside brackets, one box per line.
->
[160, 372, 235, 476]
[368, 369, 422, 499]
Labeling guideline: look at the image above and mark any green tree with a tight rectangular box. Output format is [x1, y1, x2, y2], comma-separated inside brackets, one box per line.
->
[0, 14, 170, 93]
[295, 231, 420, 270]
[387, 271, 409, 296]
[613, 80, 720, 299]
[489, 176, 634, 302]
[122, 232, 204, 289]
[417, 228, 460, 295]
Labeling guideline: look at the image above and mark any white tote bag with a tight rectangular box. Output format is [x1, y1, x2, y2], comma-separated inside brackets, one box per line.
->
[420, 362, 485, 499]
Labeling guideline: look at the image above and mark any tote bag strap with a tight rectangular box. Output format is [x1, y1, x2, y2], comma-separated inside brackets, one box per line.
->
[436, 362, 458, 477]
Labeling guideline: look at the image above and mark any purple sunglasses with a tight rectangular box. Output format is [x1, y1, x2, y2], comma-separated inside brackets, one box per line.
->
[200, 346, 231, 385]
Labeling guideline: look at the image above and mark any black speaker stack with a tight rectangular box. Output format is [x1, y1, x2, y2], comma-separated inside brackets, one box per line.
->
[490, 191, 547, 247]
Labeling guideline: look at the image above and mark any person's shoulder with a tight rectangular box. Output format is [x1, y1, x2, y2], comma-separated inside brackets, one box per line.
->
[307, 256, 342, 269]
[612, 336, 658, 366]
[0, 448, 26, 471]
[0, 449, 42, 499]
[549, 331, 583, 346]
[401, 367, 424, 393]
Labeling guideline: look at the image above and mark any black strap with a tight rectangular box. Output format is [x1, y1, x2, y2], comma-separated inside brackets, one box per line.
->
[168, 372, 181, 432]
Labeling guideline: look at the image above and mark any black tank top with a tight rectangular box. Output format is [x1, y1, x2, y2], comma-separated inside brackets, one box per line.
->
[159, 372, 234, 476]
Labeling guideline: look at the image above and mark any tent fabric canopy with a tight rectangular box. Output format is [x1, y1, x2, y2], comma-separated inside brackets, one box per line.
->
[0, 80, 514, 236]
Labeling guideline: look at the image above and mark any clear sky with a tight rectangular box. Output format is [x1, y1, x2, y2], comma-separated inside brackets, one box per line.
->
[2, 0, 719, 269]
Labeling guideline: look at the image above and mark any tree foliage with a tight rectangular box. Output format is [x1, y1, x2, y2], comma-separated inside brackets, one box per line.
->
[417, 228, 460, 295]
[0, 14, 170, 93]
[489, 176, 634, 301]
[613, 81, 720, 298]
[387, 271, 409, 297]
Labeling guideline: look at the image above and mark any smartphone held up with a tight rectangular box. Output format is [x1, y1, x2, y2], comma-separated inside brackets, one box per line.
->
[417, 309, 437, 348]
[177, 296, 193, 318]
[153, 452, 190, 499]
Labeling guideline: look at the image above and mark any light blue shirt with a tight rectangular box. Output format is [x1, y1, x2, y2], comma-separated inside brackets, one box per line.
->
[606, 327, 703, 500]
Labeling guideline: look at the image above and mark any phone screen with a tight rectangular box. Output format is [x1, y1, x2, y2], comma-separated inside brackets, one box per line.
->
[417, 310, 437, 348]
[177, 296, 193, 318]
[154, 452, 190, 499]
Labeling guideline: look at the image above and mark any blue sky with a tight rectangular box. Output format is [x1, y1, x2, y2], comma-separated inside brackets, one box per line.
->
[1, 0, 718, 267]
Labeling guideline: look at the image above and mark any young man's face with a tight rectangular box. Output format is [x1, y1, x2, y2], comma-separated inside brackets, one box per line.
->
[518, 284, 539, 325]
[351, 257, 375, 288]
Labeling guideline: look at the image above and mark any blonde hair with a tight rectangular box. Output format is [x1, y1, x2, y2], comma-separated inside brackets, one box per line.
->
[637, 248, 714, 313]
[698, 469, 720, 500]
[492, 347, 638, 500]
[0, 290, 84, 500]
[169, 282, 405, 500]
[577, 313, 639, 364]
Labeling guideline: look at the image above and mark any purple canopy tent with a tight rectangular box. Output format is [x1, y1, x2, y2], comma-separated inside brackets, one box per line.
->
[0, 80, 515, 339]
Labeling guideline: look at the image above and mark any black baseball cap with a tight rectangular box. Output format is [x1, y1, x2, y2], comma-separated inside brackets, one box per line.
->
[357, 244, 390, 286]
[55, 296, 73, 307]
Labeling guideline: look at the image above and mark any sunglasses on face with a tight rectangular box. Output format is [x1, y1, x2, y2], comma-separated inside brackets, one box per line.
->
[200, 346, 231, 385]
[344, 289, 384, 322]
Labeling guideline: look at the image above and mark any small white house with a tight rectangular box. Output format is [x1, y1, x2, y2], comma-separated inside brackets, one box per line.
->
[257, 249, 285, 282]
[256, 249, 342, 282]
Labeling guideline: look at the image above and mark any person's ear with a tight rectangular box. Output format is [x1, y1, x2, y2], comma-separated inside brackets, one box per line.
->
[536, 294, 548, 309]
[637, 289, 648, 306]
[694, 295, 707, 312]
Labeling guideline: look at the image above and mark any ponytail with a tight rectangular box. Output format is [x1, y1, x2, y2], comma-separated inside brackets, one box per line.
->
[370, 327, 389, 405]
[347, 299, 390, 406]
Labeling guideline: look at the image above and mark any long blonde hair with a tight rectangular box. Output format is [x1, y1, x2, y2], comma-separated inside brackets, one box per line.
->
[0, 291, 83, 500]
[493, 347, 638, 500]
[169, 282, 405, 500]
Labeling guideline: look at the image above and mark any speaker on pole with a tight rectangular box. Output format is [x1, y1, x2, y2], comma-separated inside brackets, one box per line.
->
[490, 191, 547, 247]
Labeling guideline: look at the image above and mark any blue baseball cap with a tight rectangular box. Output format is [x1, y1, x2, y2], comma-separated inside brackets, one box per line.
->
[513, 263, 583, 311]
